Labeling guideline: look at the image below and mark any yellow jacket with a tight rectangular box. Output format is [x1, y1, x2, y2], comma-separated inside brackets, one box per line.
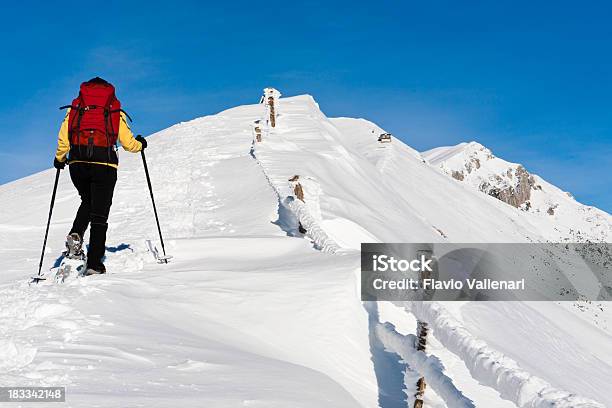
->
[55, 109, 143, 168]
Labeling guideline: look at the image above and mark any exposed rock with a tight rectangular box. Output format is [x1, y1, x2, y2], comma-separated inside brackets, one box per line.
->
[479, 165, 536, 208]
[451, 171, 464, 181]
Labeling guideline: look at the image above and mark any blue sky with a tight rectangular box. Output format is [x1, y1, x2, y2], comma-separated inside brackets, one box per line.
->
[1, 0, 610, 211]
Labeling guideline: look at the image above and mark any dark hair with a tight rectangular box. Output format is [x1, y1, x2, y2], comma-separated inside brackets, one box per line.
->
[87, 77, 109, 85]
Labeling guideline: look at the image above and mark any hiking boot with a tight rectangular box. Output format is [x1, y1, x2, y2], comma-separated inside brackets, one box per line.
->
[84, 263, 106, 276]
[65, 233, 84, 258]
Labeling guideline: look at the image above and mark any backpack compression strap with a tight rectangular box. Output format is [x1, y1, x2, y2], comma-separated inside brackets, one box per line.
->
[59, 105, 133, 122]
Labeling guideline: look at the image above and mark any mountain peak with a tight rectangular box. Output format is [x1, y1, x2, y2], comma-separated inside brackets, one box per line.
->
[423, 139, 611, 242]
[422, 141, 494, 169]
[464, 140, 488, 151]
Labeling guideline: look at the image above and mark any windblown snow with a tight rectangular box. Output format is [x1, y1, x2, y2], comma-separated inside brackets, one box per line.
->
[0, 93, 610, 407]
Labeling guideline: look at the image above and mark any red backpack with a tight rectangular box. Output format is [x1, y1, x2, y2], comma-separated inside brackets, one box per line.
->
[61, 77, 128, 164]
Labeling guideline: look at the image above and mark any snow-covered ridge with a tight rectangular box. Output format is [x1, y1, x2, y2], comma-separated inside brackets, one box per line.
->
[250, 93, 343, 253]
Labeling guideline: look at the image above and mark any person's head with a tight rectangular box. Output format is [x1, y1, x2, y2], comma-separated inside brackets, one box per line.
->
[86, 77, 110, 85]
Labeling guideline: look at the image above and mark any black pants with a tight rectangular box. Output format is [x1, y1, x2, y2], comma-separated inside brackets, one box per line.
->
[69, 163, 117, 268]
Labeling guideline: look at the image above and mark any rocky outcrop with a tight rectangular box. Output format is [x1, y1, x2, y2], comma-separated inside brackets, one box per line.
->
[438, 143, 537, 208]
[479, 165, 536, 208]
[451, 171, 464, 181]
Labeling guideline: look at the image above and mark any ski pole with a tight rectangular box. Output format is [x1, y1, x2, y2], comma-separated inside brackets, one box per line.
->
[141, 149, 168, 263]
[34, 168, 61, 282]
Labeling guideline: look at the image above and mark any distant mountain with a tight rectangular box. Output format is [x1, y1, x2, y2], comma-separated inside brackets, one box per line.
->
[423, 141, 612, 242]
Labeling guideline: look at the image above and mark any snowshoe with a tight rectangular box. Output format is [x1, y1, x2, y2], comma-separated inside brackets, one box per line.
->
[54, 233, 87, 283]
[30, 234, 88, 284]
[65, 232, 84, 257]
[54, 256, 87, 283]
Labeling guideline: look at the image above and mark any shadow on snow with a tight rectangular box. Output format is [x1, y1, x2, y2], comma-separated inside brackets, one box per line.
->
[52, 243, 133, 268]
[364, 301, 408, 408]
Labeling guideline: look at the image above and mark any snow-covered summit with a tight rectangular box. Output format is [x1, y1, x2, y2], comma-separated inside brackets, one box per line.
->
[424, 141, 530, 200]
[424, 141, 493, 166]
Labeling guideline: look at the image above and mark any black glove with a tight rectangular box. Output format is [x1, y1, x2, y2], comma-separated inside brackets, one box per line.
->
[136, 135, 147, 149]
[53, 158, 66, 170]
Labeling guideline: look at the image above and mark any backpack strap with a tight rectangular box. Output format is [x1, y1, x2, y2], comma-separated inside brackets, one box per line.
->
[101, 92, 116, 164]
[110, 108, 132, 122]
[64, 105, 132, 122]
[62, 104, 110, 111]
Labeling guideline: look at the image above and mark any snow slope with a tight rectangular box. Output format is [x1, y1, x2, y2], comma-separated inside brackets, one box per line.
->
[0, 104, 375, 407]
[0, 93, 610, 407]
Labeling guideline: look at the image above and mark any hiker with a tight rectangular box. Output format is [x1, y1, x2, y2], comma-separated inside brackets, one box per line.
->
[53, 77, 147, 275]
